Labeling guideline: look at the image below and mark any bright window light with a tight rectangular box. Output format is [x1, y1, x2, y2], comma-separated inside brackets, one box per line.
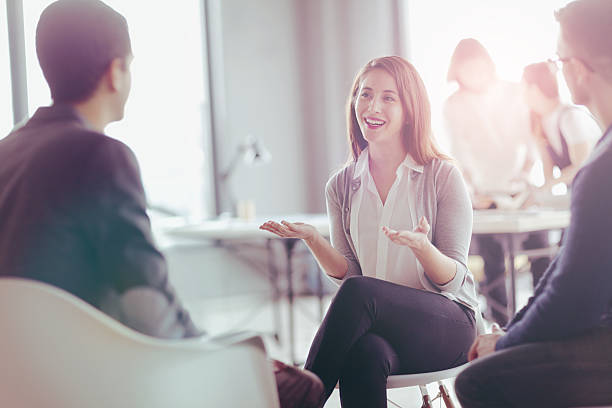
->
[405, 0, 574, 152]
[22, 0, 212, 219]
[0, 4, 14, 137]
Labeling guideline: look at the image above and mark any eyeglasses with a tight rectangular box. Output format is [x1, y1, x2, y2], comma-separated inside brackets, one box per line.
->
[547, 55, 595, 73]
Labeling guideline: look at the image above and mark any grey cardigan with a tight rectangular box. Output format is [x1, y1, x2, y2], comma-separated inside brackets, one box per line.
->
[325, 157, 480, 313]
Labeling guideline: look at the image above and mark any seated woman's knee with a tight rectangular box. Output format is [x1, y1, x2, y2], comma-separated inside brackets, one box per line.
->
[338, 275, 376, 300]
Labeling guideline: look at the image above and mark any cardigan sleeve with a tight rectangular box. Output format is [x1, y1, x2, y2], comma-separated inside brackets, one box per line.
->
[429, 164, 473, 294]
[325, 172, 362, 285]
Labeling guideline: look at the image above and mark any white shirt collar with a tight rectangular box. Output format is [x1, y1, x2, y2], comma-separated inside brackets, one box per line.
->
[353, 147, 423, 181]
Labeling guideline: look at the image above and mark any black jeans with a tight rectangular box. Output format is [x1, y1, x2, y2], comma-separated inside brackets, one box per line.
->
[477, 232, 551, 326]
[455, 327, 612, 408]
[304, 276, 476, 408]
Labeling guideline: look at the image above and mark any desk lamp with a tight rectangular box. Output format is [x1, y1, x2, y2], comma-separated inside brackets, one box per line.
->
[219, 134, 271, 217]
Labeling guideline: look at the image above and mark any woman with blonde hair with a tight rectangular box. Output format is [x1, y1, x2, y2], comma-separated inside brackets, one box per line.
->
[261, 56, 478, 407]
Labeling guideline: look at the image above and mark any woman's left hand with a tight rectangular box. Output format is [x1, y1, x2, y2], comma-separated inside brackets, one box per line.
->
[383, 216, 431, 251]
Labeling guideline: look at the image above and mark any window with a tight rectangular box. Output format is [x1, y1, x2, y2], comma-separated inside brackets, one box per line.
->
[405, 0, 573, 151]
[1, 4, 14, 137]
[22, 0, 213, 219]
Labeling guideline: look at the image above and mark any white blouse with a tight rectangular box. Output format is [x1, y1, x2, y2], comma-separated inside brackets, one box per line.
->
[349, 148, 425, 289]
[443, 80, 535, 195]
[541, 105, 601, 155]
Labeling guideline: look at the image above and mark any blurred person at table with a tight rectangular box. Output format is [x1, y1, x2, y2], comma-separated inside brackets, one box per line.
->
[522, 61, 600, 203]
[261, 56, 480, 408]
[456, 1, 612, 406]
[443, 38, 551, 325]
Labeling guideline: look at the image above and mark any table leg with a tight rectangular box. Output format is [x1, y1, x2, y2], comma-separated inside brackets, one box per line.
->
[284, 238, 298, 366]
[507, 234, 517, 318]
[316, 264, 324, 321]
[267, 239, 281, 342]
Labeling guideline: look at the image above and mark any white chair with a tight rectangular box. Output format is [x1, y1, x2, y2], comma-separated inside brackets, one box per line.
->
[387, 363, 468, 408]
[386, 312, 486, 408]
[0, 277, 280, 408]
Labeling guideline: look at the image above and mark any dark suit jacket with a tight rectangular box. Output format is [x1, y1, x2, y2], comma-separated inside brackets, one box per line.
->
[0, 104, 200, 338]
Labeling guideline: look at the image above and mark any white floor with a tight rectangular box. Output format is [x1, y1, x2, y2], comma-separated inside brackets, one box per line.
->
[184, 257, 536, 408]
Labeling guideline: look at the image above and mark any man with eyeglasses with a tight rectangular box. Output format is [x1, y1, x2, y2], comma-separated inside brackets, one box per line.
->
[455, 0, 612, 406]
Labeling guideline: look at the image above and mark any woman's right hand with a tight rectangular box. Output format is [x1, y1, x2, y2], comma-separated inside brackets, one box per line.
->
[259, 220, 317, 242]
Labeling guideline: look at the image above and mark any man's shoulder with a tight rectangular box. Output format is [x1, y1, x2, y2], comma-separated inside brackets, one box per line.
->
[582, 131, 612, 171]
[571, 134, 612, 203]
[56, 124, 130, 154]
[7, 115, 119, 149]
[3, 118, 138, 181]
[45, 123, 137, 168]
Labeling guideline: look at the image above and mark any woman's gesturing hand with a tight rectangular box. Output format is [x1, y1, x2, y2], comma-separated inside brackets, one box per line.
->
[259, 220, 317, 242]
[382, 216, 431, 251]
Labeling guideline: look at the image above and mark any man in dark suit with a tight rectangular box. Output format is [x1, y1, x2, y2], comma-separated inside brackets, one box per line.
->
[0, 1, 323, 406]
[455, 1, 612, 407]
[0, 0, 198, 339]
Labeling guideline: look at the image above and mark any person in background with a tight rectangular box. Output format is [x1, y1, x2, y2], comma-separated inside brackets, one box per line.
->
[455, 1, 612, 406]
[261, 56, 479, 408]
[0, 1, 322, 407]
[522, 61, 600, 197]
[444, 38, 551, 325]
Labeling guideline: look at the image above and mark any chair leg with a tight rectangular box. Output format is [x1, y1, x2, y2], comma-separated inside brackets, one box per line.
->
[438, 381, 456, 408]
[419, 385, 432, 408]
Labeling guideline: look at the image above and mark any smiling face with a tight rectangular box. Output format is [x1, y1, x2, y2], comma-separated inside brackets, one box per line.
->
[354, 68, 405, 149]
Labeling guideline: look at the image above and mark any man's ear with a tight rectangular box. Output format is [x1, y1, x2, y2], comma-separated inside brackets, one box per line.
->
[107, 57, 128, 93]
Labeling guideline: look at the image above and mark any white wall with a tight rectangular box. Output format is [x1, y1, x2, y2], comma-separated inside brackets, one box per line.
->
[294, 0, 398, 211]
[215, 0, 399, 216]
[217, 0, 306, 216]
[1, 2, 15, 137]
[168, 0, 401, 300]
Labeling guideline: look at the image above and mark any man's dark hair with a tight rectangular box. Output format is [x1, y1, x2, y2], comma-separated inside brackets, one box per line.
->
[36, 0, 132, 103]
[556, 0, 612, 66]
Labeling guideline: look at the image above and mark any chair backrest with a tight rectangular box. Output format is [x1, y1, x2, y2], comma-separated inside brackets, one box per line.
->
[0, 277, 279, 408]
[386, 362, 470, 389]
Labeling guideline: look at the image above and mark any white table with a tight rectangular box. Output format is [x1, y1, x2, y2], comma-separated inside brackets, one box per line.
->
[168, 214, 330, 241]
[472, 209, 570, 235]
[169, 210, 570, 240]
[472, 209, 570, 318]
[167, 210, 570, 361]
[168, 214, 329, 365]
